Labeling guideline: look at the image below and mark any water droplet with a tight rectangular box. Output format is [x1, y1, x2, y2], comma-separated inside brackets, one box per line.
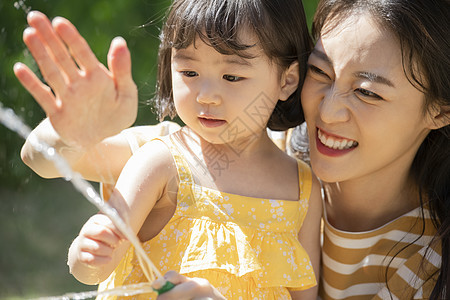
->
[46, 147, 55, 157]
[13, 0, 31, 14]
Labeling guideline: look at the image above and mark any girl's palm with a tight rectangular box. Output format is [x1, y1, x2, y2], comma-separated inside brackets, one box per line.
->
[14, 11, 137, 148]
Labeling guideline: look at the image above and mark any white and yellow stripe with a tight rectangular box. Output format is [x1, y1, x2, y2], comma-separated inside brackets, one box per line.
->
[319, 206, 441, 300]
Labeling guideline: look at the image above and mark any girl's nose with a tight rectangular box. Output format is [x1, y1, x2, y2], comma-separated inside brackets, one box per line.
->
[318, 87, 350, 124]
[196, 81, 222, 105]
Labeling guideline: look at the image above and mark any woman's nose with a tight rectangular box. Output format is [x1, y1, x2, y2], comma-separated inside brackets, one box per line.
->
[196, 80, 222, 105]
[318, 87, 350, 124]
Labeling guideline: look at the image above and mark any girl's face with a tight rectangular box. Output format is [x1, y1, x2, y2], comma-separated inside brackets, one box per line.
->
[301, 14, 437, 183]
[170, 31, 296, 147]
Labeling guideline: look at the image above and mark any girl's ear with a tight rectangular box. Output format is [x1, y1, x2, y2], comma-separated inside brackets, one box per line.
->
[426, 104, 450, 129]
[279, 61, 300, 101]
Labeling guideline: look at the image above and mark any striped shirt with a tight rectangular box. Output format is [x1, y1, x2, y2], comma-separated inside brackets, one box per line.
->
[319, 205, 441, 300]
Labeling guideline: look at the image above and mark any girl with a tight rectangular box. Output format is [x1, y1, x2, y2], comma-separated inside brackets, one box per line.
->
[17, 0, 322, 299]
[300, 0, 449, 298]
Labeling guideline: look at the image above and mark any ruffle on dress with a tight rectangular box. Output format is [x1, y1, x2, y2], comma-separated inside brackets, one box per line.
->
[140, 212, 317, 290]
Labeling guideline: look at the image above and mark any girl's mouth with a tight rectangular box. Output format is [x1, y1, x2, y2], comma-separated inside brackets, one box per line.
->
[198, 117, 227, 128]
[316, 128, 358, 156]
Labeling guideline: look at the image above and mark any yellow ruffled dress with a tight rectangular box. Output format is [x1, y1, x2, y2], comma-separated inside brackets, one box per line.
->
[98, 137, 316, 299]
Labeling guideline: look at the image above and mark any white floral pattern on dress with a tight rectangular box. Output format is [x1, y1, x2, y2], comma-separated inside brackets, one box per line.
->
[97, 137, 316, 300]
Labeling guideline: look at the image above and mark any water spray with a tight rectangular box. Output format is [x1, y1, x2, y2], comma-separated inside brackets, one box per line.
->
[0, 102, 175, 298]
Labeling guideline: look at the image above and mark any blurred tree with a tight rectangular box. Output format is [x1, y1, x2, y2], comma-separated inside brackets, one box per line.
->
[0, 0, 318, 298]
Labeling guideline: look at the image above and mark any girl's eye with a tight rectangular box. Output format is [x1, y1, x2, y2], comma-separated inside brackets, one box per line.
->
[307, 64, 331, 80]
[223, 74, 243, 82]
[181, 71, 198, 77]
[355, 88, 383, 100]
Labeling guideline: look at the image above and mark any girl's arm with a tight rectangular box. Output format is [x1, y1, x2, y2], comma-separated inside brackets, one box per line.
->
[15, 11, 138, 181]
[21, 118, 133, 183]
[290, 173, 323, 300]
[21, 119, 179, 183]
[68, 140, 178, 283]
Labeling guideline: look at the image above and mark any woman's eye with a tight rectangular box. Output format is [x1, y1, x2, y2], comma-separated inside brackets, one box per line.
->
[223, 74, 243, 82]
[181, 71, 198, 77]
[355, 88, 383, 100]
[307, 64, 331, 80]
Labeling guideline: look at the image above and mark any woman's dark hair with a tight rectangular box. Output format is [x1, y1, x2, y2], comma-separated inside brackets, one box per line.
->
[153, 0, 313, 131]
[312, 0, 450, 298]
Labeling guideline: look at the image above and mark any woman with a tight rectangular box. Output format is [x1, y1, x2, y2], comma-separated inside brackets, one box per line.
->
[301, 0, 449, 298]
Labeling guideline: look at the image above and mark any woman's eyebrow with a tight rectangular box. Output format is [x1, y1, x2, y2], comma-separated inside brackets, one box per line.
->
[311, 49, 395, 87]
[353, 71, 395, 87]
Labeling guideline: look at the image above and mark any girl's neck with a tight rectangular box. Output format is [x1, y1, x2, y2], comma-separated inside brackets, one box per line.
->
[323, 173, 421, 232]
[174, 126, 300, 201]
[182, 126, 275, 159]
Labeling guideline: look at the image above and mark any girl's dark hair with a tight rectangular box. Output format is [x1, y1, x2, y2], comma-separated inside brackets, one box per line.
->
[312, 0, 450, 298]
[153, 0, 313, 131]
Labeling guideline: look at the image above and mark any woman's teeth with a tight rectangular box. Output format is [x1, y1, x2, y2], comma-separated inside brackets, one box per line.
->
[318, 129, 358, 150]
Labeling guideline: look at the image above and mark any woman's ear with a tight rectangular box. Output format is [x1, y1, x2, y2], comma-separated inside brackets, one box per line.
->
[279, 61, 300, 101]
[426, 104, 450, 129]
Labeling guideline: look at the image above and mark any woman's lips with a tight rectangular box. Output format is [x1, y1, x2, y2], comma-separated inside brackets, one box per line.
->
[198, 117, 227, 128]
[315, 128, 358, 157]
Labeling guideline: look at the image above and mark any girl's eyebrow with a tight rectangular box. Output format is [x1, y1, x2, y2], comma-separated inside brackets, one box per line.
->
[173, 50, 253, 67]
[172, 51, 199, 62]
[224, 56, 253, 67]
[310, 48, 332, 65]
[311, 49, 395, 87]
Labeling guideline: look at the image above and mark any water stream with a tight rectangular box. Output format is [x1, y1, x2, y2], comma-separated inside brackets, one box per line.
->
[0, 103, 160, 298]
[32, 283, 154, 300]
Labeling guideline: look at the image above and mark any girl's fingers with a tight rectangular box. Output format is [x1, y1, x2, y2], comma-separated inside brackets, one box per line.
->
[27, 11, 79, 81]
[163, 270, 188, 285]
[79, 251, 112, 265]
[82, 214, 124, 245]
[107, 37, 136, 99]
[79, 237, 117, 257]
[156, 272, 221, 300]
[23, 27, 67, 93]
[52, 16, 101, 72]
[13, 63, 58, 115]
[82, 226, 122, 247]
[153, 271, 187, 299]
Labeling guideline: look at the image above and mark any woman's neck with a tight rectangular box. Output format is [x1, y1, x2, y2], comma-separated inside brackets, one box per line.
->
[323, 173, 420, 232]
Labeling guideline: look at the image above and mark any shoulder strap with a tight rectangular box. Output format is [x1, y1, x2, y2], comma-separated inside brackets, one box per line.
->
[297, 159, 312, 202]
[152, 135, 195, 185]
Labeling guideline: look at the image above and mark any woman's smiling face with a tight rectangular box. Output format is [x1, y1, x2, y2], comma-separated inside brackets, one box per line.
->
[301, 13, 435, 184]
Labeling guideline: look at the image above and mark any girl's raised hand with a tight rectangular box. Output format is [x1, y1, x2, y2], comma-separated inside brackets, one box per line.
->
[14, 11, 138, 149]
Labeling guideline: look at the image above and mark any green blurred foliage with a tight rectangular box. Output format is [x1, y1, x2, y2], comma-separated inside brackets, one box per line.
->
[0, 0, 170, 190]
[0, 0, 318, 298]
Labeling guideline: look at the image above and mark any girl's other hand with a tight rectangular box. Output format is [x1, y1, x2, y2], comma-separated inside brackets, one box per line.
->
[75, 214, 124, 267]
[14, 11, 137, 149]
[154, 271, 226, 300]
